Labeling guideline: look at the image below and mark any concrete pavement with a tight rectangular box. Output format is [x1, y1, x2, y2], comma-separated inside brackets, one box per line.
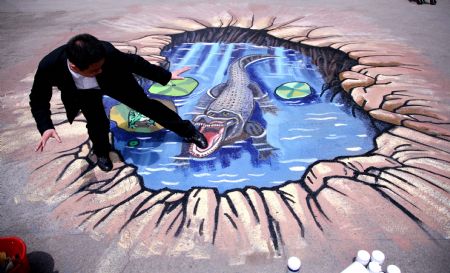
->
[1, 1, 449, 272]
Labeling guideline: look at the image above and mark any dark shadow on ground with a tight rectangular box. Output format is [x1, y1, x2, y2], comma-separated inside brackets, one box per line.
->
[28, 251, 58, 273]
[410, 0, 437, 5]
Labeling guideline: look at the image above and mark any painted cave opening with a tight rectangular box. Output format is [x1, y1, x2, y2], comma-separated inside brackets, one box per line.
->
[104, 27, 391, 192]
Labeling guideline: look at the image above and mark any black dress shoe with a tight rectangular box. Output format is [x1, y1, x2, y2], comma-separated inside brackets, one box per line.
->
[97, 155, 113, 172]
[184, 130, 208, 149]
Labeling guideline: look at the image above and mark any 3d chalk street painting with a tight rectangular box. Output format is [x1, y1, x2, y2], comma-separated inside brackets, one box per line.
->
[10, 5, 448, 269]
[108, 41, 384, 193]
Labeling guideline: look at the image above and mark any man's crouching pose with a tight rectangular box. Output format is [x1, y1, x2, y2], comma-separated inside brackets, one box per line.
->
[30, 33, 207, 171]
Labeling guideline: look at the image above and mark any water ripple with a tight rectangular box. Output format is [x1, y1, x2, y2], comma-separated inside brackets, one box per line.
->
[144, 167, 175, 172]
[279, 158, 317, 164]
[281, 135, 313, 141]
[305, 117, 338, 121]
[208, 178, 249, 183]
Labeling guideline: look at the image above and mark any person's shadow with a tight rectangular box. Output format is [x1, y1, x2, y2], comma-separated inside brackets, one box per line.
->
[27, 251, 58, 273]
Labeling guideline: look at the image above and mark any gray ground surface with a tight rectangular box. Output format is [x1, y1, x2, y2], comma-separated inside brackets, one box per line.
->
[1, 1, 449, 272]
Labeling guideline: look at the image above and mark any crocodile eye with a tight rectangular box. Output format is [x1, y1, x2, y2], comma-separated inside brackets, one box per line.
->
[222, 111, 229, 117]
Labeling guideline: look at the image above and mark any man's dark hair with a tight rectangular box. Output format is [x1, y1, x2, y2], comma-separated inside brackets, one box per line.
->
[66, 34, 105, 70]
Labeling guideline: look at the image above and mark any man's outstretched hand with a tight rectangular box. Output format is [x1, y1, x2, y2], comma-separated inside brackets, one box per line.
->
[171, 66, 191, 80]
[35, 128, 61, 152]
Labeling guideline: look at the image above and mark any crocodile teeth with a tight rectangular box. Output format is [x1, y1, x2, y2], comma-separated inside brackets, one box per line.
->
[195, 123, 223, 128]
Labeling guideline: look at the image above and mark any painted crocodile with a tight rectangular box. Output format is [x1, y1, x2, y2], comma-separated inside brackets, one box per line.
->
[189, 55, 277, 158]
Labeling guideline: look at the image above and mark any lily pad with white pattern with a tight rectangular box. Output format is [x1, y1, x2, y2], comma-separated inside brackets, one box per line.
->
[275, 81, 312, 100]
[148, 77, 198, 97]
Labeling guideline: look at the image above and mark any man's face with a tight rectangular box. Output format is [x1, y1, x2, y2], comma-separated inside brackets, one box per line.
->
[69, 59, 105, 77]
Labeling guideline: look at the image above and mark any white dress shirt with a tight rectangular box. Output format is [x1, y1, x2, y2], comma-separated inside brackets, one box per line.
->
[67, 60, 100, 90]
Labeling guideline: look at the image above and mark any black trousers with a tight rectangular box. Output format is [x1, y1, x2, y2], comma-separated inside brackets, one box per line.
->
[76, 88, 196, 157]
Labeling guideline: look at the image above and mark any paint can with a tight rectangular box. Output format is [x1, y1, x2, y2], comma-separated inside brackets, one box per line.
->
[0, 237, 30, 273]
[367, 261, 382, 273]
[386, 265, 401, 273]
[339, 262, 370, 273]
[287, 256, 301, 273]
[355, 250, 371, 266]
[370, 250, 385, 265]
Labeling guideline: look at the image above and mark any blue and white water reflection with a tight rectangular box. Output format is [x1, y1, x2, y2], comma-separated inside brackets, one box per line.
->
[106, 43, 377, 193]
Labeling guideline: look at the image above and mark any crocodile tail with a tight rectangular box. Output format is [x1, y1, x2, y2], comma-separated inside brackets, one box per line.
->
[238, 54, 277, 69]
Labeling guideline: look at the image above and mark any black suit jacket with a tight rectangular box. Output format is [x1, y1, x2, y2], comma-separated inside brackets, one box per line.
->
[29, 41, 172, 135]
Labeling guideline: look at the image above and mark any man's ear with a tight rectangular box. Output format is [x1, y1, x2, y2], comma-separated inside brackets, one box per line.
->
[68, 62, 82, 73]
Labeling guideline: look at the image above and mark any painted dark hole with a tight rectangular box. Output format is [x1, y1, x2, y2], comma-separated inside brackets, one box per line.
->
[104, 27, 391, 193]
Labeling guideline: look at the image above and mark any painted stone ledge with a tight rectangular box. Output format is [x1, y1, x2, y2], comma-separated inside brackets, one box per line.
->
[20, 11, 450, 263]
[23, 106, 450, 261]
[303, 126, 450, 236]
[25, 124, 450, 261]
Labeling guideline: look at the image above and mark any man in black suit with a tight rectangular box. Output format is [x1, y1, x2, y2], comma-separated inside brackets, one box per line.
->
[30, 33, 207, 171]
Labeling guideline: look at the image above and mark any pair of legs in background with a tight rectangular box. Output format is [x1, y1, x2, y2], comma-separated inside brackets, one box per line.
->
[76, 86, 203, 170]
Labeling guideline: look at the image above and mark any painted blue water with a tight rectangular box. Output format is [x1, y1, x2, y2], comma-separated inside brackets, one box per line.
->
[106, 43, 377, 193]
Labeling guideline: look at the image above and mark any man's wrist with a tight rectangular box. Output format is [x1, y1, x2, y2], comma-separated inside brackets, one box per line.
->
[39, 126, 55, 135]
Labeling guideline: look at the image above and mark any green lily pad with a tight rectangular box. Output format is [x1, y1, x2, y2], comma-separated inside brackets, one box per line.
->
[275, 81, 312, 100]
[148, 77, 198, 97]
